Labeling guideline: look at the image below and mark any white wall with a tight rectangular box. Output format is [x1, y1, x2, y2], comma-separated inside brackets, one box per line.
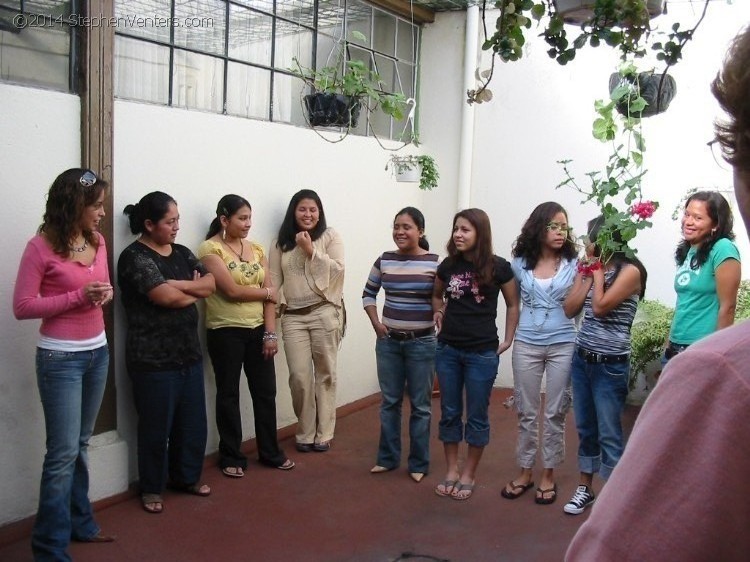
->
[112, 100, 445, 478]
[0, 84, 81, 523]
[471, 1, 750, 312]
[3, 0, 749, 527]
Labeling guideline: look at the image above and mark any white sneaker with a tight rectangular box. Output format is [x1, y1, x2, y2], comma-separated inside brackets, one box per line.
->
[563, 485, 596, 515]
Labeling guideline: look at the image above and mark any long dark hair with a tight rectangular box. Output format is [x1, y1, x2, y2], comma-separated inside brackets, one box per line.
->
[588, 216, 647, 300]
[39, 168, 108, 257]
[711, 26, 750, 174]
[395, 206, 429, 251]
[206, 194, 252, 240]
[445, 208, 495, 287]
[675, 191, 735, 269]
[512, 201, 578, 268]
[123, 191, 176, 235]
[276, 189, 328, 252]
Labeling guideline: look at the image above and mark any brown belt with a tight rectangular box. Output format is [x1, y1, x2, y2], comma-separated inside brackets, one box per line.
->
[284, 301, 329, 316]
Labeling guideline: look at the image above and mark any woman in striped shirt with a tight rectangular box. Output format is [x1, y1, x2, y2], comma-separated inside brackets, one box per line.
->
[363, 207, 439, 483]
[562, 216, 647, 515]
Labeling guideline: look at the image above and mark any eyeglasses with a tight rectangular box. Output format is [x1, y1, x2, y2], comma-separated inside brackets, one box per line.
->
[707, 138, 730, 171]
[547, 222, 572, 233]
[80, 170, 97, 187]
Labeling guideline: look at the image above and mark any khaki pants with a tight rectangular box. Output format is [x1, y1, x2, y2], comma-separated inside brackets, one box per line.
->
[511, 340, 575, 468]
[281, 304, 342, 444]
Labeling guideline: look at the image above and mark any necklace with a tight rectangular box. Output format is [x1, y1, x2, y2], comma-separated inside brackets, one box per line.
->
[70, 238, 88, 253]
[528, 255, 561, 329]
[226, 238, 247, 263]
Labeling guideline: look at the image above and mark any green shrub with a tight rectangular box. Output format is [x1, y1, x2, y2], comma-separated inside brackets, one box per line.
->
[630, 299, 674, 389]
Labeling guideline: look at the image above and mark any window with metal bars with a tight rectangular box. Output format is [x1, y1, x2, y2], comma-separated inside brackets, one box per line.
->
[113, 0, 420, 139]
[0, 0, 79, 92]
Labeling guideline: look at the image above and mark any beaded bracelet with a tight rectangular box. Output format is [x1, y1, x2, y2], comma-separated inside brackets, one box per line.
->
[263, 332, 278, 343]
[264, 287, 271, 301]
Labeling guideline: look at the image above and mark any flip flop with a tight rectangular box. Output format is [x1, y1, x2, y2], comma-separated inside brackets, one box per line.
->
[141, 493, 163, 514]
[500, 480, 535, 500]
[452, 481, 475, 501]
[276, 459, 295, 471]
[434, 479, 458, 497]
[168, 482, 211, 496]
[535, 484, 558, 505]
[222, 467, 244, 478]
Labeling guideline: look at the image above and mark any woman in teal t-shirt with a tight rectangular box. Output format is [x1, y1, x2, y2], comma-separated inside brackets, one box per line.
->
[666, 191, 741, 362]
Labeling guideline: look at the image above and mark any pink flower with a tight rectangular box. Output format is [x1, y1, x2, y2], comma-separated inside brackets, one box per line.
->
[577, 259, 602, 277]
[630, 200, 656, 220]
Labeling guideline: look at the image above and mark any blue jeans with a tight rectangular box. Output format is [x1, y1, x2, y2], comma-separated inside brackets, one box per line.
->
[570, 352, 629, 480]
[32, 345, 109, 562]
[375, 335, 436, 473]
[435, 342, 499, 447]
[129, 361, 208, 494]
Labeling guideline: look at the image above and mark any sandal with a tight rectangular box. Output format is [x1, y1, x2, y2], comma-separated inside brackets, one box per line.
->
[276, 459, 295, 471]
[222, 466, 244, 478]
[168, 482, 211, 496]
[500, 480, 535, 500]
[535, 484, 558, 505]
[452, 481, 475, 501]
[141, 493, 163, 514]
[434, 479, 458, 497]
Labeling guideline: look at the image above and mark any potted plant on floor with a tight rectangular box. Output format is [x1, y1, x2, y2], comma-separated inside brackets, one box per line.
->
[628, 299, 673, 402]
[386, 154, 440, 191]
[291, 31, 408, 129]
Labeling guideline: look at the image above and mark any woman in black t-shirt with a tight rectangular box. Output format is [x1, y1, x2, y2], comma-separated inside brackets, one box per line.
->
[432, 208, 519, 501]
[118, 191, 215, 514]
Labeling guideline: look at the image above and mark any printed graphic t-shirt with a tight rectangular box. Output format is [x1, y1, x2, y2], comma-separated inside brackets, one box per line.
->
[118, 241, 208, 372]
[671, 238, 740, 345]
[437, 255, 514, 352]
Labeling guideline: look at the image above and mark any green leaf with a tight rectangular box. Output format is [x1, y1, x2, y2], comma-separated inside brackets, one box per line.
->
[531, 3, 546, 20]
[350, 30, 367, 43]
[632, 151, 643, 166]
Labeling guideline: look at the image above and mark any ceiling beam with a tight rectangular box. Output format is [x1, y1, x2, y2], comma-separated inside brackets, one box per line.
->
[368, 0, 436, 24]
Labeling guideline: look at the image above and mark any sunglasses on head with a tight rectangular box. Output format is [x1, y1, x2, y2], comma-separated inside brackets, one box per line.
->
[80, 170, 97, 187]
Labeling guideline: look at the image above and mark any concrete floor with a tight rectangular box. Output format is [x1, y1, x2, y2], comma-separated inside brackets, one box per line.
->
[0, 389, 640, 561]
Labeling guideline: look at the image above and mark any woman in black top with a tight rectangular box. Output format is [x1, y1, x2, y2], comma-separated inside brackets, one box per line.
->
[432, 208, 519, 500]
[118, 191, 215, 514]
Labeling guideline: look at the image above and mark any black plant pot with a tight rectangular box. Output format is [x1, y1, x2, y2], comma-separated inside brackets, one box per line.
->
[609, 72, 677, 118]
[304, 92, 361, 128]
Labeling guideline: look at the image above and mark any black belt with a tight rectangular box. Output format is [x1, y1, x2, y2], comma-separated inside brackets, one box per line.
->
[576, 346, 629, 364]
[387, 327, 435, 341]
[665, 341, 689, 359]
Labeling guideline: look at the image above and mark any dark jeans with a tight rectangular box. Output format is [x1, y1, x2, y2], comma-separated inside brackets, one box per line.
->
[129, 361, 208, 493]
[570, 352, 629, 480]
[207, 327, 285, 469]
[374, 334, 436, 473]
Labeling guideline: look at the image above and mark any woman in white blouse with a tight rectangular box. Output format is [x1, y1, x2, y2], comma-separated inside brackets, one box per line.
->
[270, 190, 345, 453]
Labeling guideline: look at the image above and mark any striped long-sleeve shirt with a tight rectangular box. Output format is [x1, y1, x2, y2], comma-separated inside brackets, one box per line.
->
[362, 251, 439, 331]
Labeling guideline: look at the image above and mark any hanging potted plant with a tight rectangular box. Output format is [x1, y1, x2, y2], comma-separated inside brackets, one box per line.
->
[557, 60, 660, 267]
[386, 154, 440, 191]
[608, 65, 676, 118]
[555, 0, 664, 26]
[468, 0, 708, 105]
[291, 31, 408, 129]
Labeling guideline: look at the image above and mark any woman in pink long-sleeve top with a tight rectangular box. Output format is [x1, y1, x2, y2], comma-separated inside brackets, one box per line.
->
[13, 168, 115, 561]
